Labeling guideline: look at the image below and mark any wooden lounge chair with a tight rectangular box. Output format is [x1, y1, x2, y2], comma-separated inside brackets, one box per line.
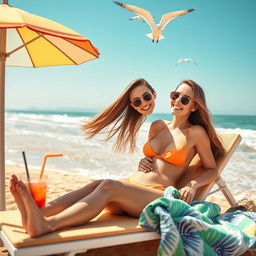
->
[176, 133, 241, 206]
[0, 133, 248, 256]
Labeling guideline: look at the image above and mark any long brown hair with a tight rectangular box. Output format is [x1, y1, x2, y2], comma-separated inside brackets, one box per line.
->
[178, 80, 225, 161]
[81, 78, 155, 152]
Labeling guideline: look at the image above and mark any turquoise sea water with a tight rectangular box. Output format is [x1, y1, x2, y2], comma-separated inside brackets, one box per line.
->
[5, 110, 256, 198]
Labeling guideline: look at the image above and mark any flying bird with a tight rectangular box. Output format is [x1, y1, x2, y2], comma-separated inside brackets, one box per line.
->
[176, 58, 197, 66]
[114, 1, 195, 43]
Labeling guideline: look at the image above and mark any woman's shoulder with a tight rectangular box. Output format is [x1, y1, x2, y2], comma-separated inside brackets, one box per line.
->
[149, 119, 169, 137]
[188, 125, 208, 138]
[150, 119, 169, 130]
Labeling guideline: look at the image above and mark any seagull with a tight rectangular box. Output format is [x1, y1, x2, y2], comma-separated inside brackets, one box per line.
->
[176, 58, 197, 65]
[114, 1, 195, 43]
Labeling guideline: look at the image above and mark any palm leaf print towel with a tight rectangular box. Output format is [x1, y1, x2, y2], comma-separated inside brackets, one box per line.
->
[139, 186, 256, 256]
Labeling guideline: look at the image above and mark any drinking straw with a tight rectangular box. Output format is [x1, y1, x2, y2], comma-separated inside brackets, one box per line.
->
[40, 154, 63, 179]
[22, 151, 30, 183]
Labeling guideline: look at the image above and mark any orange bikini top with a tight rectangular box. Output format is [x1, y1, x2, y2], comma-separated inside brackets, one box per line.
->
[143, 128, 188, 167]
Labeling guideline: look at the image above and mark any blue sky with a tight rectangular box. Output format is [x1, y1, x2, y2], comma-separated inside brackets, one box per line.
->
[5, 0, 256, 115]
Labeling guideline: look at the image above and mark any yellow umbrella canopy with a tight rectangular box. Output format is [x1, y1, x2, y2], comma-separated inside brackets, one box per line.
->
[0, 1, 100, 210]
[0, 3, 99, 66]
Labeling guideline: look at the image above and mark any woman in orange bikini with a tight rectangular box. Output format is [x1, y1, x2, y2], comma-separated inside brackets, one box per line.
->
[10, 79, 224, 237]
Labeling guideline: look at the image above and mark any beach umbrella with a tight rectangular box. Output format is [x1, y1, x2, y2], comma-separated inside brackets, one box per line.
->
[0, 0, 100, 210]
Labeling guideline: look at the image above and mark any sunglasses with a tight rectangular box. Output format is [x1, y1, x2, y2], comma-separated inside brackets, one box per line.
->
[132, 92, 152, 107]
[170, 91, 191, 105]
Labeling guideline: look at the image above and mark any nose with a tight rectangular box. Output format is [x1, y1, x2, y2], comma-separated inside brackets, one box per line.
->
[141, 98, 148, 106]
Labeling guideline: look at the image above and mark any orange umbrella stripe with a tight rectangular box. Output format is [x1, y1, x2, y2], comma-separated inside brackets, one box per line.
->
[67, 39, 100, 57]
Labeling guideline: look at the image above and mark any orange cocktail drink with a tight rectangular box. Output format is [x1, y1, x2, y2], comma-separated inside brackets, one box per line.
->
[21, 174, 47, 208]
[21, 154, 63, 208]
[28, 178, 47, 208]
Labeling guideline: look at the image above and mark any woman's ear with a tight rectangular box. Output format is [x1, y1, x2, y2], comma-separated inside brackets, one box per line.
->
[153, 91, 156, 99]
[191, 104, 197, 112]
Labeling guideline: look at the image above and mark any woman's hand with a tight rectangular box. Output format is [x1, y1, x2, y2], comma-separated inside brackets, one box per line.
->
[138, 157, 154, 173]
[179, 185, 197, 204]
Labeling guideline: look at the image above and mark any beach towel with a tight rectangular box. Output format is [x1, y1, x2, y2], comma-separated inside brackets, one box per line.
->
[139, 186, 256, 256]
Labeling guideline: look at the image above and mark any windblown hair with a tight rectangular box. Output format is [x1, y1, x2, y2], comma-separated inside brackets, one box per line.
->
[177, 80, 225, 161]
[81, 78, 155, 152]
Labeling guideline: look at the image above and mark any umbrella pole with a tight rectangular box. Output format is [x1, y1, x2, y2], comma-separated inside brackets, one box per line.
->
[0, 28, 6, 211]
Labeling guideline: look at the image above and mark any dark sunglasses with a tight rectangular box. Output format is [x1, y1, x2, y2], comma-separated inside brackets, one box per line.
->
[170, 91, 191, 105]
[132, 92, 152, 107]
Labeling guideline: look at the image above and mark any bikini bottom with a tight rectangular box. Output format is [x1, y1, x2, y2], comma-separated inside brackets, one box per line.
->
[126, 176, 166, 191]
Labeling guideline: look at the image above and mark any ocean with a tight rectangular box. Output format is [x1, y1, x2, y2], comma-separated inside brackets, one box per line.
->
[5, 110, 256, 199]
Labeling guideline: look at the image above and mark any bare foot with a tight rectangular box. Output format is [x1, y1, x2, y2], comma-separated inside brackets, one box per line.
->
[16, 180, 53, 237]
[9, 175, 27, 230]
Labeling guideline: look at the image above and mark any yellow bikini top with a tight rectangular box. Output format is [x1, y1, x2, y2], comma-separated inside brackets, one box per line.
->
[143, 128, 188, 167]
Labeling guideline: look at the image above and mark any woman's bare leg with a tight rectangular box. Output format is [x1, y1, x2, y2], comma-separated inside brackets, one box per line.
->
[42, 179, 103, 216]
[9, 175, 27, 230]
[16, 179, 163, 237]
[106, 180, 164, 217]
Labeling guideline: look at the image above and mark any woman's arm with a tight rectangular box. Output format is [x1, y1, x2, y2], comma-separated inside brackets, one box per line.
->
[179, 126, 218, 204]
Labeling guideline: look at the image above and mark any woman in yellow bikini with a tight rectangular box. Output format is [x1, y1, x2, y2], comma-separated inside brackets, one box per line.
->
[10, 79, 224, 237]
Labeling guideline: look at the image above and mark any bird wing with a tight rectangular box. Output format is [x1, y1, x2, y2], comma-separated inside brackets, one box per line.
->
[160, 8, 195, 31]
[114, 1, 155, 29]
[176, 58, 184, 64]
[176, 58, 198, 65]
[129, 16, 140, 20]
[186, 58, 196, 63]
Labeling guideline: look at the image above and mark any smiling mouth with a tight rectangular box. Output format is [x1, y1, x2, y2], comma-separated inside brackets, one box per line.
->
[142, 105, 151, 111]
[172, 104, 183, 110]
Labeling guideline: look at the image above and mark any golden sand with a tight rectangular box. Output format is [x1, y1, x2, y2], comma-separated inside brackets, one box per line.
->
[0, 164, 255, 256]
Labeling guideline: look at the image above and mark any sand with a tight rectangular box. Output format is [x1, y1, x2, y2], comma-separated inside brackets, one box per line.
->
[0, 164, 255, 256]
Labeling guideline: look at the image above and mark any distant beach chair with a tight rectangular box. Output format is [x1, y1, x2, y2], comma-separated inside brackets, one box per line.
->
[2, 133, 253, 256]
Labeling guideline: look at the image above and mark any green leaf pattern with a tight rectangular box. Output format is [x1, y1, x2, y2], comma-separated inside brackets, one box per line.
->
[139, 186, 256, 256]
